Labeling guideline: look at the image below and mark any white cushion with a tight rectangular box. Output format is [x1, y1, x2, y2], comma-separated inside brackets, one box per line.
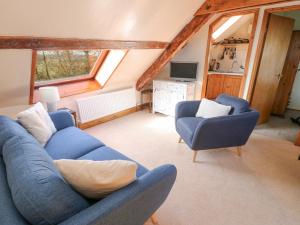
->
[195, 98, 231, 118]
[17, 108, 52, 146]
[54, 159, 137, 199]
[33, 102, 57, 134]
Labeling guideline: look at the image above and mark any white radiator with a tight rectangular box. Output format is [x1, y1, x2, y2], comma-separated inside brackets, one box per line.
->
[76, 88, 136, 123]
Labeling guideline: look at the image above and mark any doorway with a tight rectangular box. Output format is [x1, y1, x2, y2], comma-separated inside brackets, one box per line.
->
[249, 6, 300, 142]
[201, 9, 258, 99]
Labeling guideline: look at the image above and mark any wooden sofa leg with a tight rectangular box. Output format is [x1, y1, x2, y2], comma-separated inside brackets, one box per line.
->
[236, 146, 242, 156]
[178, 137, 182, 143]
[193, 151, 198, 162]
[150, 213, 158, 224]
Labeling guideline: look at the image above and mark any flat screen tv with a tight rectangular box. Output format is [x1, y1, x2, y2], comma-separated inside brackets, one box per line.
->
[170, 62, 198, 81]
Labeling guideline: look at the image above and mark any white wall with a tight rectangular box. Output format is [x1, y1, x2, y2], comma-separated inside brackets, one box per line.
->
[0, 50, 32, 107]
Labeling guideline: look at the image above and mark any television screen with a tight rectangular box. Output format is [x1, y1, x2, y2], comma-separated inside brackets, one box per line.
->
[170, 62, 198, 81]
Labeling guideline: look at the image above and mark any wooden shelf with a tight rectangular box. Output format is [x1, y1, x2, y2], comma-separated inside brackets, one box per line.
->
[212, 43, 249, 47]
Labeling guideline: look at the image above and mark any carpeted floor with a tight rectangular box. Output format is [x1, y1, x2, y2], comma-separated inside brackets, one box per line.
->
[86, 110, 300, 225]
[254, 109, 300, 143]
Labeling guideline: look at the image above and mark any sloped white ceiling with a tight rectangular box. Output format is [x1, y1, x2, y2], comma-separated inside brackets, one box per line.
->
[0, 0, 205, 41]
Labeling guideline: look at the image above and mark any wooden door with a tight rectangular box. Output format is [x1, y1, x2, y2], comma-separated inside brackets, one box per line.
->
[250, 14, 294, 124]
[206, 74, 225, 99]
[223, 76, 242, 97]
[272, 31, 300, 116]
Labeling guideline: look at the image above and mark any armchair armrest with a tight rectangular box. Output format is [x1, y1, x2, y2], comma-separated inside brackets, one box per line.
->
[59, 164, 177, 225]
[175, 101, 201, 121]
[192, 110, 259, 150]
[49, 111, 75, 131]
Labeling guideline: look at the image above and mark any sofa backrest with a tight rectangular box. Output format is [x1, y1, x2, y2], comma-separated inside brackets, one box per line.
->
[0, 116, 38, 155]
[216, 94, 250, 115]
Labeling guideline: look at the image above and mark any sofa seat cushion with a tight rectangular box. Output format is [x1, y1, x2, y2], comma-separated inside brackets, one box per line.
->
[176, 117, 205, 146]
[45, 127, 105, 159]
[0, 157, 29, 225]
[78, 146, 148, 177]
[0, 116, 38, 155]
[3, 136, 90, 225]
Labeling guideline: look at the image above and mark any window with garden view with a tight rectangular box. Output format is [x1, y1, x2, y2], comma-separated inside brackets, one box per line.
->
[35, 50, 102, 85]
[31, 49, 127, 103]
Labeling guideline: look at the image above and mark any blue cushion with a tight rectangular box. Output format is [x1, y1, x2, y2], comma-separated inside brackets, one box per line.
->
[216, 94, 249, 115]
[45, 127, 104, 159]
[78, 146, 149, 177]
[0, 116, 38, 155]
[3, 136, 89, 225]
[0, 157, 29, 225]
[176, 117, 205, 146]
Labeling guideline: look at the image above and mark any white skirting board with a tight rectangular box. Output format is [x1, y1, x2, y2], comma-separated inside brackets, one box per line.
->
[76, 88, 137, 123]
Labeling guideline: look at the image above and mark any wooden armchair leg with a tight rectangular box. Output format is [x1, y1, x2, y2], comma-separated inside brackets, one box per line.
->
[178, 137, 183, 143]
[236, 146, 241, 156]
[193, 151, 198, 162]
[150, 213, 158, 224]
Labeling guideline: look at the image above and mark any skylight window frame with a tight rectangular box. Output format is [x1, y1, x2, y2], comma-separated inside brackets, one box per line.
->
[33, 49, 109, 88]
[29, 49, 128, 104]
[212, 15, 242, 40]
[95, 50, 128, 87]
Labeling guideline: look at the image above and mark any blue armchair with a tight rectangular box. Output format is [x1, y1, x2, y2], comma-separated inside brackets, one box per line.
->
[175, 94, 259, 162]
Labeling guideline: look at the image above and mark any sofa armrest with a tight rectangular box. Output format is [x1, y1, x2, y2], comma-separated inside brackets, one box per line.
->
[192, 110, 259, 150]
[175, 101, 201, 121]
[59, 164, 177, 225]
[49, 111, 75, 131]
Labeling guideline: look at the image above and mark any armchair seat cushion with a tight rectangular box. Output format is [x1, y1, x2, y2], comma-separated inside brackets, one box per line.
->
[176, 117, 205, 146]
[45, 127, 104, 160]
[78, 146, 148, 177]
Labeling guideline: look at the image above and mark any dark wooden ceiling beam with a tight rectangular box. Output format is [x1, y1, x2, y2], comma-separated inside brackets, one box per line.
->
[195, 0, 293, 15]
[0, 36, 169, 50]
[136, 14, 213, 91]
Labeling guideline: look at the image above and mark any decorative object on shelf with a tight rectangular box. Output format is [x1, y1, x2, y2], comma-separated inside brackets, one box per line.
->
[213, 37, 249, 46]
[209, 58, 217, 71]
[39, 86, 60, 112]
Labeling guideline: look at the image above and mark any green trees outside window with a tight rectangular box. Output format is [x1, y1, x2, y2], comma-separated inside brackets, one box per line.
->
[36, 50, 101, 82]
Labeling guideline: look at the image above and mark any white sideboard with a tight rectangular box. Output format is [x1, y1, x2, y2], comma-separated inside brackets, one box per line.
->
[153, 80, 195, 116]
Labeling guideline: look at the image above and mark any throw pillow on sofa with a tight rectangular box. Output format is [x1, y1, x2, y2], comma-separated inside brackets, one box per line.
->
[3, 136, 90, 225]
[54, 159, 138, 199]
[195, 98, 232, 118]
[17, 102, 56, 146]
[34, 102, 57, 133]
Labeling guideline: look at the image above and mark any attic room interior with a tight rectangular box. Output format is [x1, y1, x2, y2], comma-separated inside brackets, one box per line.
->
[0, 1, 300, 225]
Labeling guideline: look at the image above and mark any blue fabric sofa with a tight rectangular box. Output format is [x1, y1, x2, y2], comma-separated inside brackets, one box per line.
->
[0, 111, 177, 225]
[175, 94, 259, 161]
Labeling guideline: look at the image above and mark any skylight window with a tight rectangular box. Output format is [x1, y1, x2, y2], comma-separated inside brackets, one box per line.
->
[212, 16, 242, 40]
[35, 50, 102, 84]
[95, 50, 127, 86]
[30, 49, 127, 103]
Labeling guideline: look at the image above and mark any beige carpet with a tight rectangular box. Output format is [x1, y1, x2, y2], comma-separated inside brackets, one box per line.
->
[86, 110, 300, 225]
[254, 109, 300, 142]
